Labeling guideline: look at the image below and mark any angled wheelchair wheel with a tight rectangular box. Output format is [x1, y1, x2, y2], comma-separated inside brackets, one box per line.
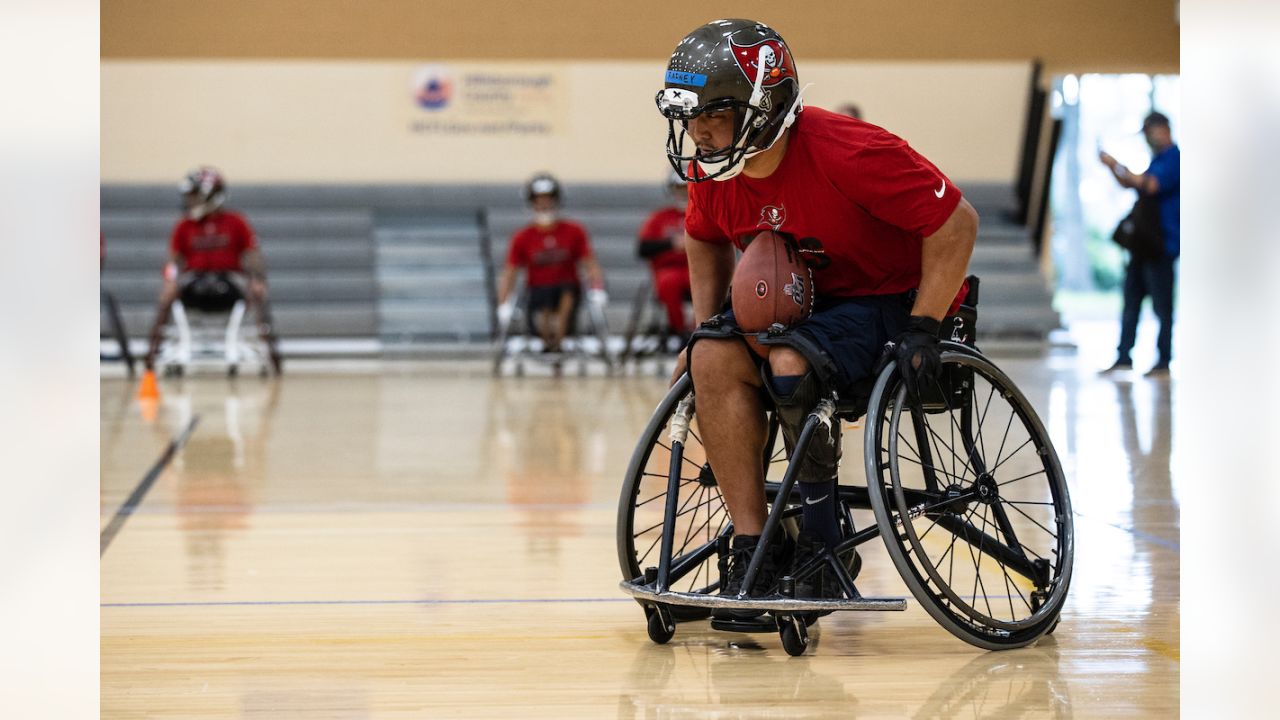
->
[617, 374, 785, 617]
[865, 345, 1073, 650]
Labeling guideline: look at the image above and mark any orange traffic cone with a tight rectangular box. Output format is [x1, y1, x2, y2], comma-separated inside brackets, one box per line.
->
[137, 369, 160, 400]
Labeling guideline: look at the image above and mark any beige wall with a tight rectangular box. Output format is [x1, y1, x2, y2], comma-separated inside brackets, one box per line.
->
[102, 60, 1030, 184]
[103, 1, 1178, 74]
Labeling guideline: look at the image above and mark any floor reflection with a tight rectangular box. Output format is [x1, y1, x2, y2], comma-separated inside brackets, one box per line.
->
[165, 382, 280, 591]
[616, 638, 1072, 720]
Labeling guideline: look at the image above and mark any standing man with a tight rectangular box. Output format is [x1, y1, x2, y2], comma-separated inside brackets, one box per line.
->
[636, 171, 693, 347]
[1099, 111, 1180, 377]
[144, 167, 282, 374]
[656, 19, 978, 600]
[496, 173, 605, 353]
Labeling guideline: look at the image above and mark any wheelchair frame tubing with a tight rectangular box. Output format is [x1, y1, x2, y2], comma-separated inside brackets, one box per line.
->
[655, 392, 695, 593]
[739, 399, 836, 598]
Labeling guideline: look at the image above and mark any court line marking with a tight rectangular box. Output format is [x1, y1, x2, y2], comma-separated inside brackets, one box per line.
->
[119, 501, 617, 515]
[99, 415, 200, 556]
[102, 597, 633, 608]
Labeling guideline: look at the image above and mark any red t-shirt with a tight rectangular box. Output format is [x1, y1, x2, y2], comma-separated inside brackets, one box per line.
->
[686, 106, 962, 300]
[506, 220, 591, 288]
[637, 206, 689, 273]
[169, 210, 258, 273]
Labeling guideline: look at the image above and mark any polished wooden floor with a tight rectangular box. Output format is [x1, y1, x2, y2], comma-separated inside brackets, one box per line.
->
[101, 347, 1179, 718]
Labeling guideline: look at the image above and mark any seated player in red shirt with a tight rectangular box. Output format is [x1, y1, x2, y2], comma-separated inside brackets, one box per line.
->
[495, 174, 605, 353]
[656, 20, 979, 606]
[636, 171, 693, 346]
[143, 167, 282, 373]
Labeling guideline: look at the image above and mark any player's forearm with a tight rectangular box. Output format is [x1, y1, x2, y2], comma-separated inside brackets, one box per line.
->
[584, 257, 604, 289]
[496, 266, 518, 305]
[243, 249, 267, 280]
[686, 236, 734, 324]
[913, 199, 978, 321]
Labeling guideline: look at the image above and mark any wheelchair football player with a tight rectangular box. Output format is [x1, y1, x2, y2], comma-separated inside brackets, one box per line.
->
[617, 276, 1073, 655]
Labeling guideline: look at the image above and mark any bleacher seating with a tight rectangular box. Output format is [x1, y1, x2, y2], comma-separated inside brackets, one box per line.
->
[100, 182, 1057, 349]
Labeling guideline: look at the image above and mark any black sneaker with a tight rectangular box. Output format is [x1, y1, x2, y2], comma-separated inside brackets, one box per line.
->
[793, 532, 861, 601]
[714, 534, 789, 619]
[1100, 359, 1133, 375]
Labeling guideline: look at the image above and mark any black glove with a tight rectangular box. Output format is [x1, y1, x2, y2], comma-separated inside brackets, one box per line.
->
[887, 316, 942, 399]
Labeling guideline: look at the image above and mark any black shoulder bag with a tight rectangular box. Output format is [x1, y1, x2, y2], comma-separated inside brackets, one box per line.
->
[1112, 193, 1165, 259]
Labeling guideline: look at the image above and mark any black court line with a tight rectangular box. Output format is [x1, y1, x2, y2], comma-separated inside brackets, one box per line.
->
[100, 415, 200, 555]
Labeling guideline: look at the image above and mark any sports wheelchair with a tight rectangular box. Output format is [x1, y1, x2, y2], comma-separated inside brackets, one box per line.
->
[154, 273, 278, 378]
[616, 278, 1073, 655]
[491, 282, 617, 377]
[619, 276, 691, 368]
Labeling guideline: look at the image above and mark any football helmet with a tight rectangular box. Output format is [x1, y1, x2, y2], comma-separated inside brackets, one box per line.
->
[179, 166, 226, 221]
[656, 19, 806, 182]
[524, 173, 562, 204]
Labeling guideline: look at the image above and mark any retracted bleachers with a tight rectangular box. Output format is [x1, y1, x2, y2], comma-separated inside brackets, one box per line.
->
[101, 181, 1057, 352]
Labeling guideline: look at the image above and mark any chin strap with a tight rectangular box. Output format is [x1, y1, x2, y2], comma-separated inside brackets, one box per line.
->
[746, 82, 811, 158]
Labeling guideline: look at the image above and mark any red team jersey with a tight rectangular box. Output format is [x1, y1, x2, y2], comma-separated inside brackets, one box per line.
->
[686, 107, 962, 300]
[506, 220, 591, 288]
[637, 206, 689, 273]
[169, 210, 258, 273]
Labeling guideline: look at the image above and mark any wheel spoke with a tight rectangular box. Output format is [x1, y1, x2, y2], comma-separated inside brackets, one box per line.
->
[656, 440, 708, 474]
[999, 499, 1059, 541]
[923, 419, 975, 484]
[894, 453, 970, 484]
[990, 437, 1036, 476]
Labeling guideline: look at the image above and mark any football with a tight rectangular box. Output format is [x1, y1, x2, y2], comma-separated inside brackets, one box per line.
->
[730, 230, 814, 354]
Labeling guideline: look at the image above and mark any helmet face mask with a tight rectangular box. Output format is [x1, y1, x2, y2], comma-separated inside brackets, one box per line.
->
[657, 19, 804, 183]
[179, 167, 226, 221]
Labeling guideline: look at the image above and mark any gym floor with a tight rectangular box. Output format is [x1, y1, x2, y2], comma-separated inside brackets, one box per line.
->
[101, 340, 1178, 717]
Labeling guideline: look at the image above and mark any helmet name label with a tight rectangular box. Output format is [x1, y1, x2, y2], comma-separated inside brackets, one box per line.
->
[665, 70, 708, 87]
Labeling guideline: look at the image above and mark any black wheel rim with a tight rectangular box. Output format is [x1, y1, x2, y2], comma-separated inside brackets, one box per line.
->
[619, 376, 786, 594]
[877, 351, 1073, 638]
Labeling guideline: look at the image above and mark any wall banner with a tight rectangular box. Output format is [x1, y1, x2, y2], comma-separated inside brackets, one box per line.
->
[406, 64, 565, 136]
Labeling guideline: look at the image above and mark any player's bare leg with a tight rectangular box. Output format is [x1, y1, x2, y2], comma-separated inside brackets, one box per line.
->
[532, 309, 555, 352]
[548, 289, 575, 352]
[689, 338, 769, 536]
[143, 282, 180, 371]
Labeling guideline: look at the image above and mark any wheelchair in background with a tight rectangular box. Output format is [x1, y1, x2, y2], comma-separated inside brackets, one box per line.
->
[616, 276, 1073, 655]
[492, 281, 617, 377]
[154, 273, 278, 378]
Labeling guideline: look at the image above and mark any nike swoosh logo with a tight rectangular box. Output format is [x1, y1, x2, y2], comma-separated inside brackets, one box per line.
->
[934, 180, 946, 198]
[804, 494, 829, 505]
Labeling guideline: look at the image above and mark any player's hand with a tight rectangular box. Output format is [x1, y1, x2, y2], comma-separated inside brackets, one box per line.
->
[888, 316, 943, 400]
[496, 300, 515, 325]
[587, 288, 609, 307]
[1098, 151, 1116, 168]
[250, 278, 267, 299]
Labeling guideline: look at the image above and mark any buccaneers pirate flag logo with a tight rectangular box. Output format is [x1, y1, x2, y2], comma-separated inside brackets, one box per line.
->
[730, 38, 795, 88]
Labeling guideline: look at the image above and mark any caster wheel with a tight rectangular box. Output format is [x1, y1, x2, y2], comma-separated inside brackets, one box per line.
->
[228, 365, 239, 378]
[514, 363, 525, 378]
[646, 604, 675, 645]
[779, 615, 809, 656]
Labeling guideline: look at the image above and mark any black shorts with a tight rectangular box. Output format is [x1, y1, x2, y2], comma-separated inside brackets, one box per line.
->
[527, 283, 579, 314]
[178, 271, 246, 313]
[697, 294, 912, 395]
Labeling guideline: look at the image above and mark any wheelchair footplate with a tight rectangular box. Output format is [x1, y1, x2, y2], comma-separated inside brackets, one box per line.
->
[618, 579, 907, 613]
[621, 576, 907, 656]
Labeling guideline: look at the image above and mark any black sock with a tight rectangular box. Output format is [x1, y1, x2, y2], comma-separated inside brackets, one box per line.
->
[798, 479, 841, 549]
[770, 374, 803, 398]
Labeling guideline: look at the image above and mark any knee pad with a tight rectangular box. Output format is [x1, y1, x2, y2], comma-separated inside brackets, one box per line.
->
[762, 368, 841, 483]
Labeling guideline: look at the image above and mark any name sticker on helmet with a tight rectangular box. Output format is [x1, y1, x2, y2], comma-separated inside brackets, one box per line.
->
[666, 70, 708, 87]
